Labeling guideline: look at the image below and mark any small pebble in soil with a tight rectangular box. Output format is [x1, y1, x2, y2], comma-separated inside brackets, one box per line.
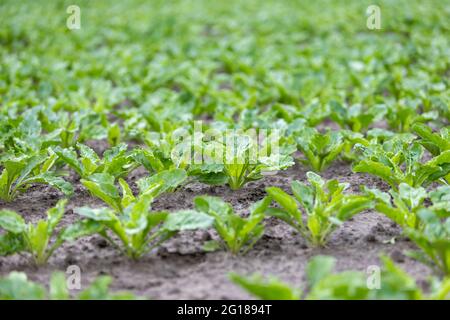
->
[157, 247, 170, 258]
[390, 250, 405, 263]
[371, 222, 386, 234]
[194, 231, 212, 242]
[364, 234, 377, 243]
[94, 238, 109, 248]
[46, 192, 58, 200]
[64, 254, 78, 265]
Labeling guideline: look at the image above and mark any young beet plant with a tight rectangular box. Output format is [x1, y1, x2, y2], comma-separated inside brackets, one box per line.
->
[75, 194, 213, 260]
[38, 108, 110, 149]
[230, 255, 450, 300]
[0, 199, 100, 265]
[81, 168, 187, 213]
[364, 183, 427, 230]
[413, 123, 450, 183]
[386, 100, 438, 133]
[199, 132, 295, 190]
[291, 127, 345, 172]
[365, 184, 449, 230]
[329, 101, 387, 133]
[412, 123, 450, 156]
[76, 169, 205, 259]
[353, 137, 450, 190]
[405, 209, 450, 276]
[265, 172, 373, 246]
[428, 185, 450, 216]
[136, 129, 193, 173]
[194, 196, 271, 255]
[0, 150, 73, 202]
[55, 143, 139, 179]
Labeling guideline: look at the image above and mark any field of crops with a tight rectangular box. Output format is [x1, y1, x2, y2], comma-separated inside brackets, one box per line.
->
[0, 0, 449, 300]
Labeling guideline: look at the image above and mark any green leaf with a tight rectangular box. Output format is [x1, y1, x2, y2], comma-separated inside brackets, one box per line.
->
[0, 272, 46, 300]
[0, 232, 26, 256]
[49, 272, 70, 300]
[27, 220, 50, 264]
[107, 123, 121, 147]
[78, 143, 100, 164]
[54, 147, 83, 176]
[230, 273, 301, 300]
[373, 256, 423, 300]
[412, 123, 450, 155]
[0, 169, 10, 200]
[353, 160, 398, 189]
[265, 187, 301, 221]
[138, 168, 187, 196]
[249, 196, 272, 215]
[291, 180, 314, 213]
[75, 207, 116, 222]
[197, 172, 228, 185]
[81, 173, 121, 211]
[27, 173, 74, 196]
[398, 183, 426, 209]
[265, 207, 297, 228]
[306, 255, 336, 287]
[119, 178, 135, 208]
[306, 171, 325, 189]
[163, 210, 214, 231]
[59, 220, 104, 241]
[194, 195, 233, 219]
[14, 154, 47, 187]
[306, 271, 369, 300]
[47, 199, 67, 231]
[77, 276, 113, 300]
[202, 240, 221, 252]
[0, 210, 26, 233]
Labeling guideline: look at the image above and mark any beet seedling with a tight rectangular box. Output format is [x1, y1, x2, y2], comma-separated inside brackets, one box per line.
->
[199, 132, 294, 190]
[353, 138, 450, 190]
[364, 183, 427, 229]
[405, 209, 450, 276]
[75, 194, 213, 259]
[0, 199, 100, 265]
[292, 127, 345, 172]
[55, 143, 140, 179]
[81, 168, 187, 213]
[194, 195, 271, 255]
[0, 150, 73, 202]
[266, 172, 373, 246]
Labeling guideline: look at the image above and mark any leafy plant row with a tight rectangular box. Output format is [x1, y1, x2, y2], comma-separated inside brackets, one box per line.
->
[1, 110, 448, 200]
[1, 169, 449, 278]
[1, 107, 448, 300]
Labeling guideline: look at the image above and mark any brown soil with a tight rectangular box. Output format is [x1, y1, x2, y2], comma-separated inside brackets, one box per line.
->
[0, 157, 430, 299]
